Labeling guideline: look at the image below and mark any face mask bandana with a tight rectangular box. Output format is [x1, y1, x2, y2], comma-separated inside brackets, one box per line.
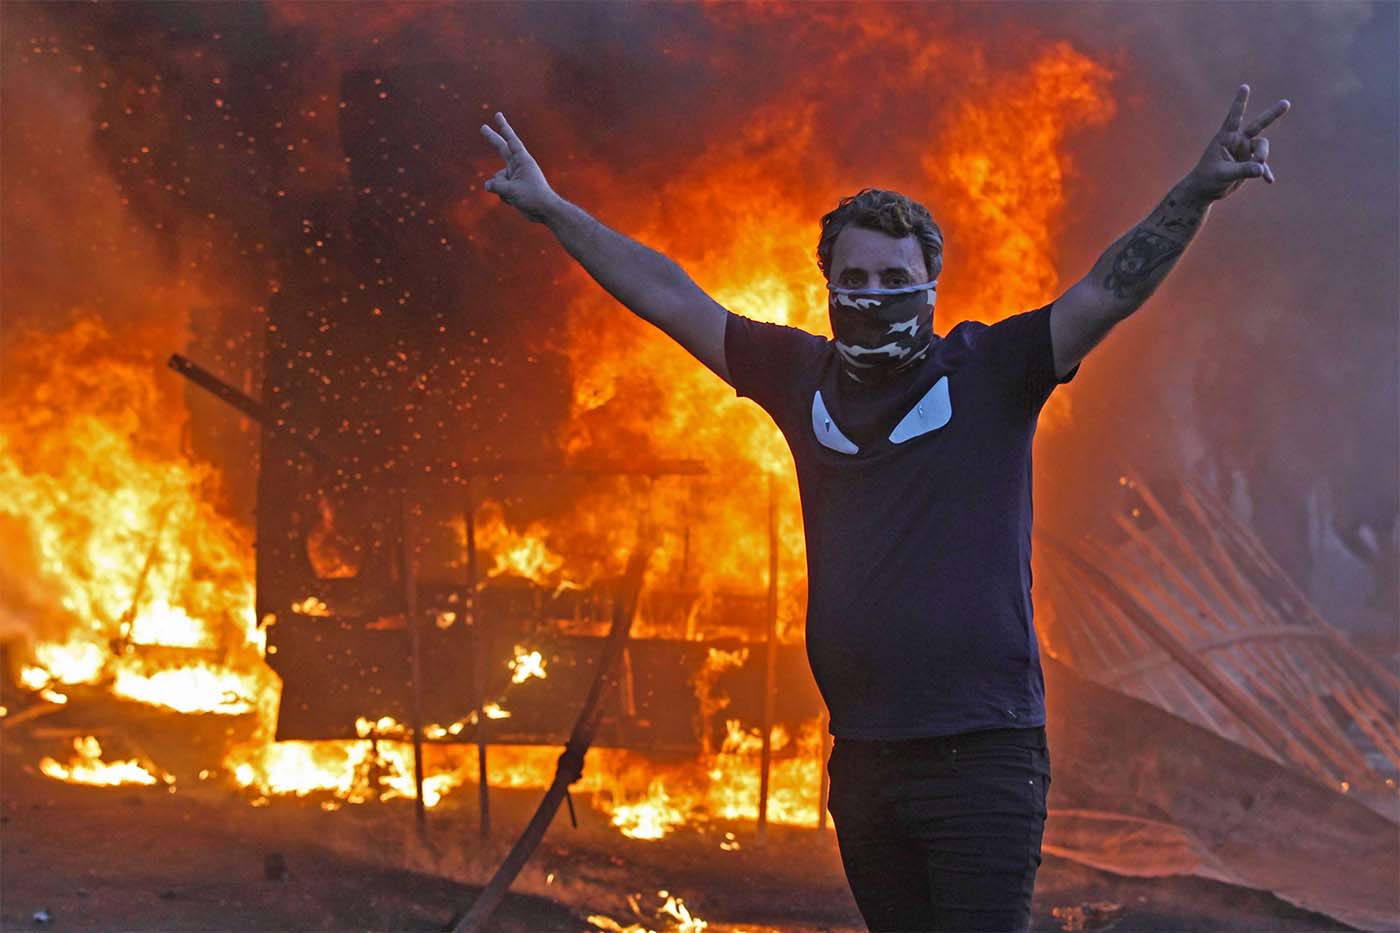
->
[827, 279, 938, 383]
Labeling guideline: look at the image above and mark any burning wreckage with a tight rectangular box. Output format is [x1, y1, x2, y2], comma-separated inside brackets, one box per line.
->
[3, 57, 1396, 933]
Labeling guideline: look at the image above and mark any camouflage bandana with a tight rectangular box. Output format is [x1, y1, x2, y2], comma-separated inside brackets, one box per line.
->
[827, 280, 938, 384]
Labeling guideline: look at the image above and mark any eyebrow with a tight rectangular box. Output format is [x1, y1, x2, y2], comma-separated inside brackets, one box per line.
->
[839, 266, 916, 277]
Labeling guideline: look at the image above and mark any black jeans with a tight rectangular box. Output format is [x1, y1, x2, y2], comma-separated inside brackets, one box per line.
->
[826, 724, 1051, 933]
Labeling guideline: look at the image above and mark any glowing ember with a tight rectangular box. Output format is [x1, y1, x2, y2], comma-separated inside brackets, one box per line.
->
[19, 667, 51, 691]
[291, 596, 330, 617]
[508, 645, 548, 684]
[355, 715, 407, 739]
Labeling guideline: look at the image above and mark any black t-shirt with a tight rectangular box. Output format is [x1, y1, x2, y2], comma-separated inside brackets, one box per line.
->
[724, 302, 1079, 740]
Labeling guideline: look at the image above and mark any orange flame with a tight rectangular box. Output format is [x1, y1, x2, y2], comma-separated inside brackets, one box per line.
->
[1, 320, 272, 720]
[2, 11, 1116, 836]
[40, 735, 173, 789]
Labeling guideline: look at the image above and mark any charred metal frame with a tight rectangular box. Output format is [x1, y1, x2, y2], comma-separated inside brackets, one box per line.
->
[1039, 470, 1400, 799]
[170, 352, 826, 839]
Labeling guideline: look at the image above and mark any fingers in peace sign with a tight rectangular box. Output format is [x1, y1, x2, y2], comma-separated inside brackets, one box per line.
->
[478, 111, 557, 222]
[1189, 84, 1291, 201]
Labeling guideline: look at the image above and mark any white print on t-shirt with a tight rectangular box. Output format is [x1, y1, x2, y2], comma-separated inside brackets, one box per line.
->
[811, 375, 952, 454]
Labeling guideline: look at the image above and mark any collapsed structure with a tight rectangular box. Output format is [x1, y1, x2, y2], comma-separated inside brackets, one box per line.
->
[5, 47, 1396, 933]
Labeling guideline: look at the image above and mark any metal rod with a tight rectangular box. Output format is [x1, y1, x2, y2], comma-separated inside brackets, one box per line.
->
[1330, 682, 1400, 776]
[1038, 560, 1093, 671]
[451, 542, 653, 933]
[757, 474, 778, 843]
[1052, 534, 1272, 756]
[1270, 642, 1388, 775]
[1185, 475, 1400, 698]
[1040, 531, 1333, 780]
[1046, 554, 1125, 676]
[116, 488, 175, 648]
[1128, 473, 1259, 636]
[1161, 662, 1236, 743]
[1175, 480, 1285, 630]
[464, 481, 489, 840]
[1233, 642, 1357, 779]
[1079, 528, 1287, 755]
[1310, 647, 1400, 770]
[1108, 513, 1218, 644]
[401, 491, 427, 832]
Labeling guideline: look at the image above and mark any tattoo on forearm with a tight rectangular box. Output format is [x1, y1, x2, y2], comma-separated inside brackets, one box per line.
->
[1095, 182, 1211, 304]
[1102, 230, 1183, 299]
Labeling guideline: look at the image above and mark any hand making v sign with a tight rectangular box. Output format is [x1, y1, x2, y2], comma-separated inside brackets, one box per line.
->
[480, 112, 559, 223]
[1185, 84, 1292, 202]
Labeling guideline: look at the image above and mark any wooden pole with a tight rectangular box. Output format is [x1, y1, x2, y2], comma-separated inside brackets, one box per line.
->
[400, 491, 427, 832]
[757, 474, 778, 844]
[451, 541, 653, 933]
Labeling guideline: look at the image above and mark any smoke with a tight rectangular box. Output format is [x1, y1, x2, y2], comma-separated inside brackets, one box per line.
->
[3, 2, 1395, 628]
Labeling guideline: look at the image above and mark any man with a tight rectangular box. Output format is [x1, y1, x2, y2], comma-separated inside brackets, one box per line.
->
[481, 84, 1289, 932]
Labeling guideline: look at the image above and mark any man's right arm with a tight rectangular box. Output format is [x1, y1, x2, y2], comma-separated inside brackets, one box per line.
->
[480, 112, 730, 383]
[540, 196, 730, 383]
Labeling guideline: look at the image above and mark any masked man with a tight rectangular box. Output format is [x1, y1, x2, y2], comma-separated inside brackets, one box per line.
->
[480, 84, 1288, 932]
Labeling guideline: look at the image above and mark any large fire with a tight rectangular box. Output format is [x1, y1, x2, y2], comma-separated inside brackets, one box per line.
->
[0, 319, 832, 831]
[2, 8, 1110, 851]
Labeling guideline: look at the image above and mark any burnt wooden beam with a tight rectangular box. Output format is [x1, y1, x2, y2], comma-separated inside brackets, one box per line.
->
[167, 353, 334, 465]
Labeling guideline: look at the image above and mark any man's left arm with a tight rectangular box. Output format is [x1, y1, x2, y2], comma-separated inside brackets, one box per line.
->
[1050, 84, 1291, 380]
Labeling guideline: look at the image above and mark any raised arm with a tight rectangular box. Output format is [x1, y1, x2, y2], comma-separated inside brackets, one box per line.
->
[479, 112, 730, 383]
[1050, 84, 1291, 380]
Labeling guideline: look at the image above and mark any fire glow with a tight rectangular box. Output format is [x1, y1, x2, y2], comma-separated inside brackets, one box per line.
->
[1, 9, 1111, 843]
[39, 735, 172, 789]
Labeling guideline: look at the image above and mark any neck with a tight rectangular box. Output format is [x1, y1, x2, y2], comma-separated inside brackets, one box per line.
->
[841, 338, 936, 387]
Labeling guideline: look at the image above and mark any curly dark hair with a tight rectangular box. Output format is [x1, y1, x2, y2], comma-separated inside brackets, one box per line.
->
[816, 188, 944, 283]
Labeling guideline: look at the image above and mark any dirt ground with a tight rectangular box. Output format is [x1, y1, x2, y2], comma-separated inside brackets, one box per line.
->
[1, 730, 1362, 933]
